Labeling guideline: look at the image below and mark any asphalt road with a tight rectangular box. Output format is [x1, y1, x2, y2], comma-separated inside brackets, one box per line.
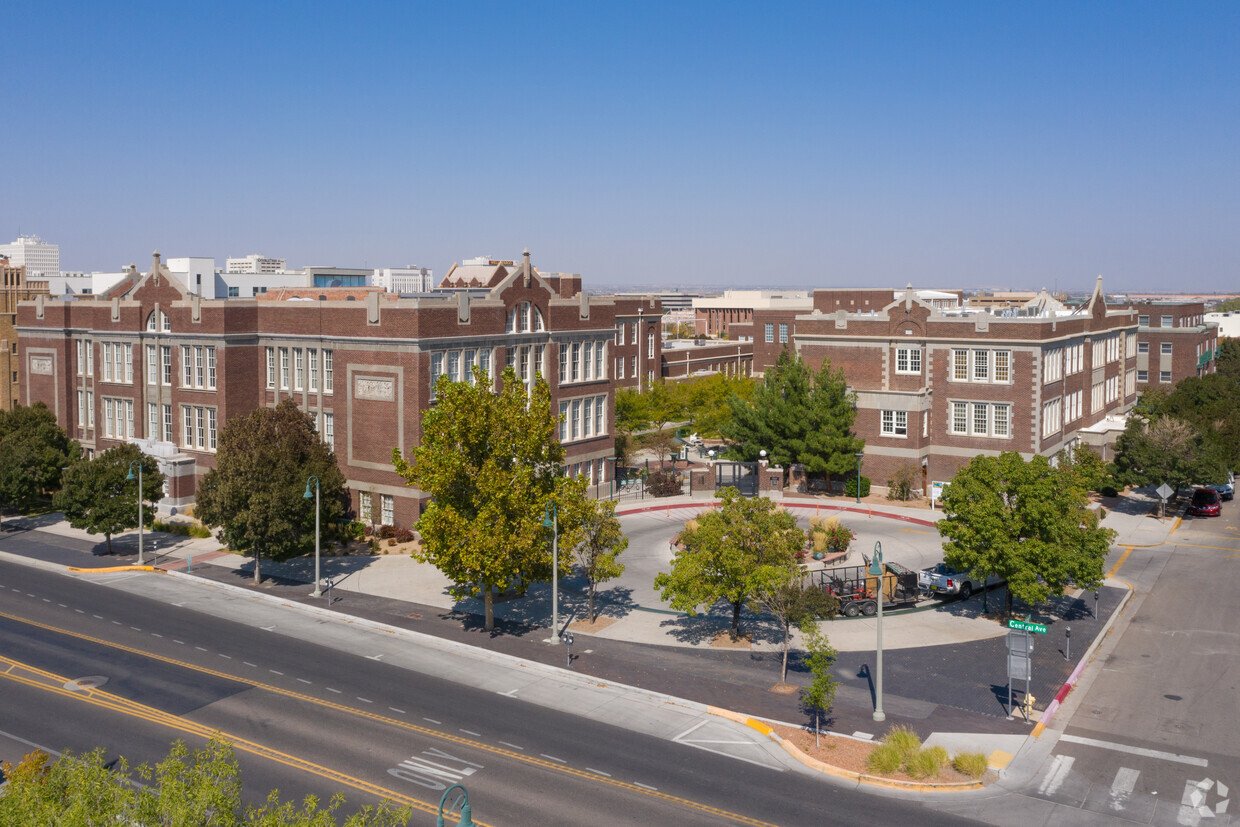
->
[0, 559, 976, 826]
[1015, 500, 1240, 826]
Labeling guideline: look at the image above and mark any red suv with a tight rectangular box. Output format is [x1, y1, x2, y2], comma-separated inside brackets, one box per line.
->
[1189, 488, 1222, 517]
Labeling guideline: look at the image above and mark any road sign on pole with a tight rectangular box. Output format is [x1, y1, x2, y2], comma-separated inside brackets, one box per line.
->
[1008, 619, 1048, 634]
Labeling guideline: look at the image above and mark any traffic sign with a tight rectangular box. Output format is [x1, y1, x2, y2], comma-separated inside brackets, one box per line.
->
[1008, 619, 1047, 633]
[1156, 483, 1174, 500]
[1007, 654, 1031, 681]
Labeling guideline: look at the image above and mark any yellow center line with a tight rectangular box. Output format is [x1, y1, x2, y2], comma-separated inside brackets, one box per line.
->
[1106, 547, 1133, 578]
[899, 528, 934, 534]
[0, 610, 776, 827]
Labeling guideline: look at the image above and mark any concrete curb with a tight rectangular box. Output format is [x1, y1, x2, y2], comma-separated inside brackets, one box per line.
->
[1030, 577, 1135, 738]
[706, 706, 984, 792]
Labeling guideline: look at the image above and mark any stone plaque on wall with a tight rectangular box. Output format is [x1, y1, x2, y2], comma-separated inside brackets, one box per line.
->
[354, 376, 396, 401]
[29, 356, 53, 375]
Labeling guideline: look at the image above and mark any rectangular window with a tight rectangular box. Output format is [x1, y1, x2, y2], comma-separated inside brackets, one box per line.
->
[1137, 369, 1149, 382]
[121, 345, 131, 383]
[430, 352, 443, 399]
[162, 404, 172, 442]
[278, 349, 289, 389]
[206, 347, 216, 389]
[1160, 342, 1172, 355]
[617, 324, 625, 346]
[1137, 342, 1149, 354]
[148, 402, 158, 437]
[104, 399, 114, 437]
[534, 344, 545, 381]
[86, 342, 93, 376]
[77, 340, 85, 375]
[559, 345, 569, 383]
[1160, 370, 1172, 383]
[196, 407, 205, 448]
[572, 400, 582, 440]
[77, 390, 84, 425]
[972, 350, 989, 381]
[951, 401, 968, 433]
[765, 323, 774, 343]
[647, 332, 655, 359]
[559, 401, 569, 442]
[293, 349, 304, 390]
[324, 350, 334, 393]
[381, 495, 394, 526]
[953, 349, 969, 381]
[308, 349, 318, 391]
[779, 323, 789, 344]
[972, 402, 988, 436]
[266, 348, 275, 388]
[102, 343, 113, 382]
[479, 348, 490, 381]
[447, 350, 460, 383]
[880, 410, 907, 437]
[1161, 315, 1173, 328]
[631, 355, 637, 376]
[595, 342, 605, 379]
[359, 491, 372, 523]
[583, 398, 594, 437]
[993, 405, 1010, 437]
[183, 346, 193, 386]
[616, 357, 624, 380]
[895, 348, 921, 373]
[323, 412, 333, 445]
[124, 400, 133, 438]
[192, 346, 203, 387]
[583, 342, 593, 381]
[1138, 315, 1149, 327]
[571, 343, 581, 382]
[146, 346, 157, 385]
[184, 406, 193, 447]
[505, 346, 515, 374]
[207, 408, 217, 450]
[595, 395, 605, 434]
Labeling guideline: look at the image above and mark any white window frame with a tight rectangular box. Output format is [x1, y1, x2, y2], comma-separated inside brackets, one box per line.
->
[880, 409, 907, 437]
[895, 347, 921, 374]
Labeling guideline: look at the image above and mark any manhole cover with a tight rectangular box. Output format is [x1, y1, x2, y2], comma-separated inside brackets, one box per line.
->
[63, 675, 108, 692]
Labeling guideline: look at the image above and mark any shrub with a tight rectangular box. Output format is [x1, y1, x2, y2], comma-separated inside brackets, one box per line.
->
[906, 749, 942, 780]
[153, 521, 212, 539]
[887, 462, 918, 501]
[844, 475, 871, 499]
[866, 742, 903, 775]
[952, 752, 989, 779]
[925, 745, 950, 768]
[882, 725, 922, 761]
[392, 527, 415, 544]
[343, 521, 366, 541]
[1100, 485, 1119, 498]
[646, 469, 683, 498]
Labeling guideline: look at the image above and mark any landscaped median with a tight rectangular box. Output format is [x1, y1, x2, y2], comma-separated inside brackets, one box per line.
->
[706, 706, 989, 791]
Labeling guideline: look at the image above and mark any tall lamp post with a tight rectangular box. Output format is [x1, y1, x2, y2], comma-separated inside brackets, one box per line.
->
[869, 540, 885, 722]
[303, 476, 321, 597]
[125, 460, 144, 565]
[543, 501, 560, 644]
[436, 783, 476, 827]
[854, 451, 865, 504]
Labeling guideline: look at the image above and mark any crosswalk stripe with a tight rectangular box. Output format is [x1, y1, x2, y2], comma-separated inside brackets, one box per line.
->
[1038, 755, 1074, 796]
[1108, 767, 1139, 812]
[1059, 733, 1209, 767]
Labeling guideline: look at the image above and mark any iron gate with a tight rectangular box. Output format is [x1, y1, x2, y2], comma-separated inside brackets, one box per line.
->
[715, 461, 759, 496]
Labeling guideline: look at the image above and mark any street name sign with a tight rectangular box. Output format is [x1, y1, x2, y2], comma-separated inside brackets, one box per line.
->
[1008, 619, 1047, 633]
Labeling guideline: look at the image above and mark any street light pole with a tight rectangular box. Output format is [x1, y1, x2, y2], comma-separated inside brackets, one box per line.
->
[436, 783, 476, 827]
[543, 502, 560, 644]
[854, 451, 864, 504]
[869, 540, 885, 722]
[303, 476, 321, 597]
[126, 460, 144, 565]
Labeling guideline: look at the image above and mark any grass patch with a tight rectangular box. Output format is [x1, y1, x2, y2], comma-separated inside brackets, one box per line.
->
[882, 725, 922, 760]
[952, 751, 989, 779]
[866, 742, 904, 775]
[152, 521, 213, 539]
[906, 749, 942, 779]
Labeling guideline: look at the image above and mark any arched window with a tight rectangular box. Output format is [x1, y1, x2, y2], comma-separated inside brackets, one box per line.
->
[146, 311, 158, 331]
[534, 305, 545, 332]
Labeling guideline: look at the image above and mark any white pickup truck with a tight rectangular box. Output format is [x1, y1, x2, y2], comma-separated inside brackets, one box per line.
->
[918, 562, 988, 601]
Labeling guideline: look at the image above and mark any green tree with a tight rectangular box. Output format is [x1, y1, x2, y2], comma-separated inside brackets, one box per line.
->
[1216, 337, 1240, 381]
[1151, 373, 1240, 474]
[1211, 297, 1240, 313]
[798, 617, 839, 747]
[654, 488, 804, 639]
[937, 451, 1115, 615]
[679, 373, 756, 438]
[0, 403, 80, 523]
[0, 736, 410, 826]
[751, 573, 838, 683]
[1056, 443, 1108, 493]
[54, 443, 163, 555]
[393, 367, 585, 632]
[643, 379, 685, 435]
[195, 399, 347, 584]
[1112, 414, 1213, 493]
[723, 349, 863, 484]
[567, 498, 628, 623]
[614, 387, 648, 435]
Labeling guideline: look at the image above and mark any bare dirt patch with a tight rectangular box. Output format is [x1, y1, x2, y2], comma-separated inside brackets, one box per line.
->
[769, 682, 799, 695]
[568, 615, 620, 633]
[709, 630, 753, 649]
[766, 722, 987, 785]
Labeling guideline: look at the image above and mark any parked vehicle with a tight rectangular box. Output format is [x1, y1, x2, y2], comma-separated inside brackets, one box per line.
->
[1205, 473, 1234, 502]
[814, 560, 919, 617]
[1189, 487, 1222, 517]
[918, 562, 992, 601]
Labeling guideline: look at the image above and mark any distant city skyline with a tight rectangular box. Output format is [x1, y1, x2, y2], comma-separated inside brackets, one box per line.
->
[4, 1, 1238, 292]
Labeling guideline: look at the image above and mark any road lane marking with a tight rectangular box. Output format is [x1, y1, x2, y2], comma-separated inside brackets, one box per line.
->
[151, 633, 163, 638]
[1107, 547, 1134, 578]
[1038, 755, 1074, 795]
[219, 654, 231, 659]
[358, 697, 374, 704]
[270, 670, 284, 675]
[388, 707, 406, 714]
[0, 612, 780, 827]
[1171, 543, 1240, 551]
[587, 768, 612, 777]
[541, 754, 567, 763]
[1109, 767, 1139, 812]
[243, 662, 257, 667]
[195, 646, 207, 651]
[1059, 734, 1208, 766]
[326, 687, 341, 693]
[423, 718, 441, 724]
[297, 678, 311, 684]
[498, 741, 523, 750]
[459, 729, 480, 736]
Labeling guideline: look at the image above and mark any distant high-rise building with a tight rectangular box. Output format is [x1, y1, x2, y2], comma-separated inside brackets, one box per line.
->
[373, 266, 434, 293]
[0, 235, 60, 279]
[225, 254, 286, 274]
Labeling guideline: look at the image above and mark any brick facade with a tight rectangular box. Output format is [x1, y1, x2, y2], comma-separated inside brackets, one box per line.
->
[1124, 302, 1217, 390]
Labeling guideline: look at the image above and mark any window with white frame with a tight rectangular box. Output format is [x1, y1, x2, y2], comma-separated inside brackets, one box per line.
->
[595, 341, 604, 379]
[1160, 370, 1171, 383]
[102, 343, 112, 381]
[324, 350, 334, 393]
[559, 401, 569, 441]
[1160, 342, 1172, 355]
[993, 404, 1010, 437]
[616, 357, 624, 379]
[323, 412, 334, 445]
[148, 403, 158, 437]
[631, 355, 637, 376]
[952, 349, 969, 381]
[207, 347, 216, 388]
[951, 348, 1010, 383]
[571, 343, 581, 381]
[1068, 344, 1083, 374]
[308, 349, 318, 391]
[583, 342, 593, 381]
[359, 491, 372, 523]
[583, 397, 594, 437]
[86, 342, 94, 376]
[778, 323, 788, 344]
[880, 410, 907, 437]
[1137, 369, 1149, 382]
[162, 404, 172, 442]
[1043, 347, 1062, 383]
[381, 495, 394, 526]
[895, 347, 922, 374]
[1065, 390, 1082, 423]
[207, 408, 217, 450]
[595, 396, 605, 434]
[1106, 375, 1119, 403]
[1138, 315, 1149, 327]
[292, 349, 303, 389]
[950, 401, 1011, 438]
[104, 398, 114, 437]
[1125, 369, 1135, 397]
[647, 331, 655, 359]
[765, 323, 774, 343]
[571, 400, 581, 440]
[76, 340, 85, 375]
[279, 349, 289, 389]
[559, 346, 568, 383]
[194, 346, 205, 387]
[265, 348, 275, 388]
[1041, 397, 1062, 438]
[447, 350, 460, 383]
[146, 346, 157, 385]
[1161, 314, 1173, 328]
[951, 401, 967, 433]
[429, 353, 443, 399]
[1091, 380, 1103, 412]
[972, 350, 989, 381]
[1137, 342, 1149, 354]
[616, 324, 625, 346]
[181, 346, 192, 386]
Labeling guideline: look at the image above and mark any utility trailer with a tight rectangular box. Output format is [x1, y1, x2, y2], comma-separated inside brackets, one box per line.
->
[813, 561, 920, 617]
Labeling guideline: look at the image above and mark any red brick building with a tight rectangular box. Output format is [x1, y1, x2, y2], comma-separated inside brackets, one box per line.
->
[752, 280, 1141, 494]
[1124, 301, 1217, 389]
[18, 250, 658, 527]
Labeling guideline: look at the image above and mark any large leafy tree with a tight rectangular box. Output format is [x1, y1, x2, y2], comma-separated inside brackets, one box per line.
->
[394, 367, 585, 632]
[0, 402, 80, 523]
[723, 349, 863, 483]
[751, 573, 838, 683]
[1148, 373, 1240, 474]
[654, 488, 804, 639]
[0, 736, 409, 825]
[679, 372, 756, 438]
[566, 498, 628, 623]
[195, 399, 347, 584]
[937, 451, 1115, 615]
[54, 443, 163, 555]
[1216, 337, 1240, 381]
[1112, 414, 1217, 493]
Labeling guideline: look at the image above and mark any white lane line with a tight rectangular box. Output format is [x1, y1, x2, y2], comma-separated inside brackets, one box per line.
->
[111, 620, 121, 625]
[327, 688, 341, 694]
[498, 741, 523, 751]
[388, 707, 406, 714]
[540, 754, 566, 764]
[92, 614, 102, 619]
[243, 662, 257, 667]
[173, 640, 185, 645]
[269, 670, 283, 676]
[26, 593, 35, 597]
[459, 729, 480, 737]
[1109, 767, 1139, 812]
[131, 626, 142, 631]
[634, 782, 658, 791]
[297, 678, 311, 684]
[423, 718, 441, 725]
[58, 603, 67, 608]
[358, 697, 374, 704]
[498, 688, 519, 697]
[195, 646, 208, 652]
[75, 609, 84, 614]
[1060, 734, 1209, 767]
[219, 654, 231, 659]
[42, 598, 50, 602]
[1038, 755, 1075, 796]
[587, 768, 612, 777]
[151, 633, 163, 638]
[671, 720, 708, 742]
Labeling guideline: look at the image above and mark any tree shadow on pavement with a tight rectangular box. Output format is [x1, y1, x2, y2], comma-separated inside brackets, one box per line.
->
[657, 602, 784, 646]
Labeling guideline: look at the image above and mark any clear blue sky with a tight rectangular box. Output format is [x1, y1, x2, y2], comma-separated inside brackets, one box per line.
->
[5, 1, 1238, 292]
